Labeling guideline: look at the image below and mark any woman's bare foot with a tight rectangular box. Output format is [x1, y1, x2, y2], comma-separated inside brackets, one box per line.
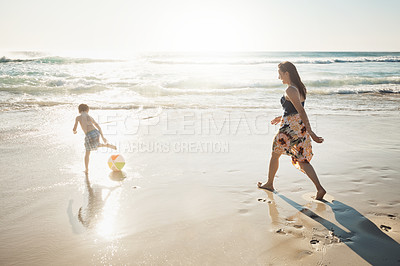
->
[257, 182, 275, 192]
[315, 188, 326, 200]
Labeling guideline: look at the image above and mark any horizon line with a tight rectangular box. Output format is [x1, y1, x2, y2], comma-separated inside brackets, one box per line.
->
[2, 49, 400, 54]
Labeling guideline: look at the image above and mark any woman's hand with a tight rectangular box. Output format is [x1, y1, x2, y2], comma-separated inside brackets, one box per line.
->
[102, 136, 108, 143]
[309, 131, 324, 143]
[271, 116, 282, 125]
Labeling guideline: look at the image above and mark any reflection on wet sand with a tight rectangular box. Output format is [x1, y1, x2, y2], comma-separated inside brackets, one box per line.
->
[108, 171, 127, 182]
[77, 173, 122, 238]
[264, 191, 279, 226]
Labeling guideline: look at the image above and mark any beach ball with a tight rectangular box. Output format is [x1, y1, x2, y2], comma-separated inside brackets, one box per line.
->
[108, 154, 125, 171]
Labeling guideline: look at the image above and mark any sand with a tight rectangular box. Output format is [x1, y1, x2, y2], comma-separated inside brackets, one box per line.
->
[0, 108, 399, 265]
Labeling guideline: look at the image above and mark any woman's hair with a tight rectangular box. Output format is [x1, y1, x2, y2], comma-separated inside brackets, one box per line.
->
[278, 61, 307, 100]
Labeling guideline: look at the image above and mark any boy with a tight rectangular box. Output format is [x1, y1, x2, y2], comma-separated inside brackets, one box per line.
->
[73, 104, 116, 173]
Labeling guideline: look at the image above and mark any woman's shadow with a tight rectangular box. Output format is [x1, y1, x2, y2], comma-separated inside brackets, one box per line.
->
[262, 190, 400, 265]
[67, 172, 120, 231]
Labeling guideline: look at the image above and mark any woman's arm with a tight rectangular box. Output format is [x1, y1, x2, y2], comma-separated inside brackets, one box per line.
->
[285, 86, 324, 143]
[271, 116, 282, 125]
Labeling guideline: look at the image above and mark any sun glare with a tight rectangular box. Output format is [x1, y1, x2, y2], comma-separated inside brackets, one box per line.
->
[96, 188, 120, 240]
[169, 11, 244, 52]
[125, 1, 250, 52]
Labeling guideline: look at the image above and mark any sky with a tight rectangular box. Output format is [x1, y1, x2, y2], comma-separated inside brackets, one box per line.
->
[0, 0, 399, 52]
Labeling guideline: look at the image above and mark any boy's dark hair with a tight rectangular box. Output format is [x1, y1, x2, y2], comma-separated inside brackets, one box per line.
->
[78, 104, 89, 113]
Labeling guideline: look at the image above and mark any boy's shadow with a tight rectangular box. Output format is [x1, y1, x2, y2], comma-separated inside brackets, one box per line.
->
[263, 191, 400, 265]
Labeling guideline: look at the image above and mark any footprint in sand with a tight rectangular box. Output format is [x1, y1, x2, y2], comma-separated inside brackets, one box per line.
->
[257, 198, 272, 203]
[293, 224, 303, 229]
[291, 187, 303, 192]
[227, 169, 240, 173]
[380, 225, 392, 232]
[296, 250, 313, 259]
[374, 213, 397, 219]
[238, 209, 249, 214]
[276, 228, 286, 235]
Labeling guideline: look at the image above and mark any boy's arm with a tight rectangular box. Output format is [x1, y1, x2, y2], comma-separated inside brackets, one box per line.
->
[73, 117, 79, 134]
[91, 117, 107, 142]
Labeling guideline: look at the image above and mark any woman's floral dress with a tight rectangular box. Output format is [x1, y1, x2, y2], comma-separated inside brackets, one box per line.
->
[272, 113, 313, 173]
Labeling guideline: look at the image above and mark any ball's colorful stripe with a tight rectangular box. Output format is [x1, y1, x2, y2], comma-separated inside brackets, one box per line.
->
[108, 154, 125, 171]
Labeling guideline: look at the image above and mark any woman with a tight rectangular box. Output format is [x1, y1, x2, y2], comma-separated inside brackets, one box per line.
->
[258, 61, 326, 200]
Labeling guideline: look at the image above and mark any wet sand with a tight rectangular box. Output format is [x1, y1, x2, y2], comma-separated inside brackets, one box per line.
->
[0, 108, 400, 265]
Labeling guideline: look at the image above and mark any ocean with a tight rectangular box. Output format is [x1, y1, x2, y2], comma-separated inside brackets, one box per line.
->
[1, 51, 399, 114]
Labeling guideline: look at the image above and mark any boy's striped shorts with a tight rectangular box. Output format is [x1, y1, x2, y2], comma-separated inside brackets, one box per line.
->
[84, 129, 100, 151]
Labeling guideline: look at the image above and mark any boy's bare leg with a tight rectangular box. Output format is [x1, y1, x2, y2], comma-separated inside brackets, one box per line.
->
[98, 143, 117, 150]
[84, 151, 90, 173]
[298, 161, 326, 200]
[258, 152, 281, 191]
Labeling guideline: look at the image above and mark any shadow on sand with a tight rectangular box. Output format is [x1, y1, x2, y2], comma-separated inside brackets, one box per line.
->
[263, 190, 400, 265]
